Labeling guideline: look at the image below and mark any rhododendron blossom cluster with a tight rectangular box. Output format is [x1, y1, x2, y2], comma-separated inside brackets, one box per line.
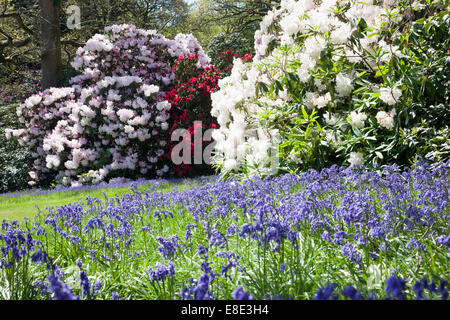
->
[216, 50, 253, 76]
[211, 0, 421, 176]
[165, 56, 224, 177]
[6, 25, 211, 186]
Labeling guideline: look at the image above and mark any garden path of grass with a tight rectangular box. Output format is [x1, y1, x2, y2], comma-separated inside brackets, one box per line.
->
[0, 180, 191, 221]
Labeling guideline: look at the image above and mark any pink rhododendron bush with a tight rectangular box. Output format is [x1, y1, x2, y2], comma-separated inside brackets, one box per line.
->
[210, 0, 449, 178]
[6, 25, 211, 187]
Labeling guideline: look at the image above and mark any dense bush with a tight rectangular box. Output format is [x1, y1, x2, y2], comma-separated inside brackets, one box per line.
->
[396, 5, 450, 162]
[210, 0, 450, 178]
[0, 104, 33, 193]
[166, 55, 222, 177]
[0, 66, 42, 193]
[0, 67, 41, 105]
[5, 25, 211, 188]
[207, 32, 254, 72]
[165, 51, 253, 177]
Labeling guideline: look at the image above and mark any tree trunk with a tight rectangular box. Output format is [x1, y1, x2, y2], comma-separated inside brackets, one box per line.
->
[39, 0, 62, 89]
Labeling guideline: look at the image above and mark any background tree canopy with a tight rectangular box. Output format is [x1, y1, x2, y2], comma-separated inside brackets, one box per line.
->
[0, 0, 191, 69]
[0, 0, 274, 78]
[182, 0, 279, 59]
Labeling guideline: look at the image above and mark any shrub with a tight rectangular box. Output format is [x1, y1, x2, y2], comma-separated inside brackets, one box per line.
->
[0, 66, 42, 105]
[5, 25, 211, 187]
[210, 0, 450, 178]
[217, 50, 253, 77]
[207, 32, 254, 70]
[0, 66, 41, 193]
[0, 104, 33, 194]
[165, 52, 253, 178]
[166, 57, 222, 177]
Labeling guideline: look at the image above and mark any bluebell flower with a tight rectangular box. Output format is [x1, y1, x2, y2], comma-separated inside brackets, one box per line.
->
[48, 273, 78, 300]
[333, 231, 345, 244]
[181, 273, 214, 300]
[209, 230, 226, 248]
[413, 280, 424, 299]
[239, 223, 254, 238]
[406, 237, 424, 251]
[379, 242, 389, 251]
[341, 243, 362, 263]
[33, 279, 50, 297]
[31, 249, 46, 264]
[148, 262, 175, 282]
[198, 245, 208, 256]
[156, 235, 181, 259]
[385, 275, 407, 300]
[314, 284, 337, 300]
[366, 292, 376, 300]
[80, 269, 91, 298]
[321, 231, 330, 242]
[92, 281, 102, 299]
[226, 224, 238, 236]
[232, 286, 253, 300]
[343, 286, 362, 300]
[111, 291, 120, 300]
[435, 236, 450, 248]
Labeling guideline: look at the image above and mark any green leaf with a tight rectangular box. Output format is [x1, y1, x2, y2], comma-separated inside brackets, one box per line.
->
[301, 106, 309, 120]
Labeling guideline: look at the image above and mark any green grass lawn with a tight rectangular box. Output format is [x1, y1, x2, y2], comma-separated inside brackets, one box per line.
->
[0, 179, 195, 221]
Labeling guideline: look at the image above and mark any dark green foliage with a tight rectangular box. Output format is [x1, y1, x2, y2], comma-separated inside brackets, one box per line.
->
[388, 5, 450, 165]
[0, 104, 32, 194]
[207, 32, 254, 68]
[406, 8, 449, 123]
[0, 65, 41, 193]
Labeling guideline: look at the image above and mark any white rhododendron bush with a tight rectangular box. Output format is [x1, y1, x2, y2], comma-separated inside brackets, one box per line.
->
[6, 25, 210, 186]
[210, 0, 449, 177]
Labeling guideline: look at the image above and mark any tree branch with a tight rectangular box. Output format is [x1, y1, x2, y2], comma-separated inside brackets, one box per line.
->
[0, 12, 35, 37]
